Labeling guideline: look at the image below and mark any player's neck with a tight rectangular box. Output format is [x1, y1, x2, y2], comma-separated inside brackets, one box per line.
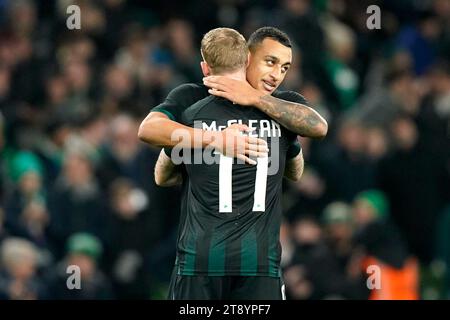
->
[214, 70, 246, 81]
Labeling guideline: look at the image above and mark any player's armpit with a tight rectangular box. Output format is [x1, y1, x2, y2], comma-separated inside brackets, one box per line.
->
[154, 149, 183, 187]
[284, 149, 304, 182]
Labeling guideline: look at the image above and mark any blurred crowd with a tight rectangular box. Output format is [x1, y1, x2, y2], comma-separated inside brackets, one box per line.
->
[0, 0, 449, 299]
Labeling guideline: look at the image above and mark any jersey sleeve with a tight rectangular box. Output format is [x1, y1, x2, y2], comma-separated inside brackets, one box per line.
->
[286, 139, 302, 159]
[274, 90, 309, 106]
[151, 84, 208, 121]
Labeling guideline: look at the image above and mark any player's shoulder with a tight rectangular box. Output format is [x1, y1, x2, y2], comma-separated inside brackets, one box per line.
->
[183, 95, 217, 120]
[273, 89, 308, 104]
[174, 82, 206, 91]
[167, 83, 208, 100]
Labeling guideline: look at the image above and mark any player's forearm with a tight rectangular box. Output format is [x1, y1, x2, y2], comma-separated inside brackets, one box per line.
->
[284, 150, 304, 182]
[138, 113, 218, 148]
[157, 171, 183, 187]
[154, 150, 183, 187]
[255, 95, 328, 138]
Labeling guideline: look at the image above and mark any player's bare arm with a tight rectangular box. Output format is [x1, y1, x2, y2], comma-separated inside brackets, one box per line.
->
[284, 149, 304, 182]
[138, 113, 269, 165]
[138, 112, 194, 148]
[257, 95, 326, 139]
[154, 150, 180, 187]
[203, 76, 327, 138]
[154, 149, 182, 187]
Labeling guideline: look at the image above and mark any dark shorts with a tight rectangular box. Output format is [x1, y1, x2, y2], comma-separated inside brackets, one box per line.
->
[168, 271, 285, 300]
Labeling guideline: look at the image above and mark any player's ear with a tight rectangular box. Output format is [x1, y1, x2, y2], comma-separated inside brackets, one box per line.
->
[246, 51, 251, 68]
[200, 61, 211, 77]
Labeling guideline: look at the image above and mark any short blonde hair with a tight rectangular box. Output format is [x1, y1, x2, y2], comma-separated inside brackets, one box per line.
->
[201, 28, 248, 74]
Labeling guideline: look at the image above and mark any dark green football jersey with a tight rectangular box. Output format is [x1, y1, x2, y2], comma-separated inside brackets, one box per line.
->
[172, 95, 299, 277]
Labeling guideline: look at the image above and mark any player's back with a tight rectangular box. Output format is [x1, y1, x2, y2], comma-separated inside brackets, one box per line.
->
[175, 95, 295, 277]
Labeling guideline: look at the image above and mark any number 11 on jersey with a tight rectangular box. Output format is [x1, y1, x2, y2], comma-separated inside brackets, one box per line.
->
[219, 155, 268, 213]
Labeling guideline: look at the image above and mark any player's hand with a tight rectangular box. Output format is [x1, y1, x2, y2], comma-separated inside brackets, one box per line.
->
[203, 76, 261, 106]
[211, 124, 269, 165]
